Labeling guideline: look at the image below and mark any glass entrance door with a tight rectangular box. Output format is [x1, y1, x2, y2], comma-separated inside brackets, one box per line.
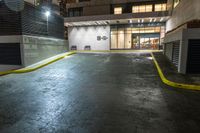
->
[132, 34, 140, 49]
[110, 26, 164, 50]
[132, 33, 160, 50]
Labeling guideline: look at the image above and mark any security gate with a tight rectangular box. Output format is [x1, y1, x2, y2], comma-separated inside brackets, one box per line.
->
[172, 42, 180, 68]
[187, 39, 200, 73]
[0, 43, 21, 65]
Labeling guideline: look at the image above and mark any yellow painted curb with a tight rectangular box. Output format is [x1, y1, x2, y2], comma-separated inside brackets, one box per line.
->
[151, 53, 200, 91]
[72, 50, 162, 53]
[0, 52, 76, 76]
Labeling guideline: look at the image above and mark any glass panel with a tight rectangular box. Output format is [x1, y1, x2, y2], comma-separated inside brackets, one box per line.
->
[148, 27, 156, 33]
[139, 27, 145, 33]
[125, 28, 132, 34]
[118, 30, 125, 49]
[160, 26, 165, 38]
[111, 34, 118, 49]
[139, 5, 146, 12]
[162, 4, 167, 11]
[155, 4, 162, 11]
[111, 30, 117, 34]
[146, 5, 153, 12]
[110, 26, 163, 50]
[132, 6, 139, 13]
[133, 5, 153, 13]
[132, 35, 140, 49]
[125, 34, 132, 49]
[114, 7, 122, 14]
[150, 37, 159, 49]
[155, 4, 167, 11]
[154, 27, 161, 32]
[132, 28, 140, 33]
[117, 28, 124, 34]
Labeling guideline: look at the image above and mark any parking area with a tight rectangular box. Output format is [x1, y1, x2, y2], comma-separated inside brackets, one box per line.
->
[0, 53, 200, 133]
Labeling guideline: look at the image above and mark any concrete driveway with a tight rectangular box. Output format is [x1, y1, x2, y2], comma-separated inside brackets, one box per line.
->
[0, 53, 200, 133]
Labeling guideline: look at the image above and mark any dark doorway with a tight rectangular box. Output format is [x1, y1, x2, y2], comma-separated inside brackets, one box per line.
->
[187, 39, 200, 73]
[0, 43, 22, 65]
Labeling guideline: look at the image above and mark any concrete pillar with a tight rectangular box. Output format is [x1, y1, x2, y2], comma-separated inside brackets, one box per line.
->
[178, 30, 188, 74]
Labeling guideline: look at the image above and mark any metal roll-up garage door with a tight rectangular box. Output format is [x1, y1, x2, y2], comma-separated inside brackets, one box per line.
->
[172, 43, 180, 68]
[187, 39, 200, 73]
[0, 43, 22, 65]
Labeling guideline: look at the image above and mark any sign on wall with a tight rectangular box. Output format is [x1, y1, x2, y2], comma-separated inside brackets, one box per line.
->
[97, 36, 108, 41]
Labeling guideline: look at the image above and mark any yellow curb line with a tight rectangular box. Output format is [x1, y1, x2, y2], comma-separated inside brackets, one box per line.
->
[0, 52, 76, 76]
[72, 50, 162, 53]
[151, 53, 200, 91]
[1, 50, 199, 91]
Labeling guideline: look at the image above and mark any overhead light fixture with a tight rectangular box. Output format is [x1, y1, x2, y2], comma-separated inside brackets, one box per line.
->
[141, 19, 144, 23]
[160, 18, 164, 22]
[154, 18, 157, 22]
[106, 21, 109, 25]
[150, 18, 153, 22]
[138, 19, 140, 23]
[129, 20, 133, 23]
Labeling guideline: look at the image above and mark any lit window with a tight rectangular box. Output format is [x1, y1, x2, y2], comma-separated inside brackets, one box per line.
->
[155, 4, 167, 11]
[114, 7, 122, 14]
[145, 5, 153, 12]
[132, 6, 139, 13]
[139, 5, 146, 12]
[162, 4, 167, 10]
[174, 0, 180, 8]
[132, 5, 153, 13]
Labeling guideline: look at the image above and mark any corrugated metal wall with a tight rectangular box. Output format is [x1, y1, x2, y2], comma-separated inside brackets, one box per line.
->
[164, 43, 173, 61]
[0, 1, 22, 35]
[172, 43, 180, 68]
[164, 42, 180, 69]
[0, 1, 64, 39]
[21, 2, 64, 39]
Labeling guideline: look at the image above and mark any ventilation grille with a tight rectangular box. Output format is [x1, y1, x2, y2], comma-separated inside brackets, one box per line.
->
[0, 1, 22, 35]
[172, 43, 180, 68]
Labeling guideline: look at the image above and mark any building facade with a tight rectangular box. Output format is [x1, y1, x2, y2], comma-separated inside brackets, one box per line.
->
[0, 0, 68, 70]
[62, 0, 169, 51]
[62, 0, 200, 74]
[164, 0, 200, 74]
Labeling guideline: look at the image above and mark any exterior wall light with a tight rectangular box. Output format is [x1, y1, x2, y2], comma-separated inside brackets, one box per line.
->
[45, 11, 50, 17]
[45, 11, 51, 35]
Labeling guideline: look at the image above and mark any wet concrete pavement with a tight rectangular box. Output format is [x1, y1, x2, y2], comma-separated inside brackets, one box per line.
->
[0, 53, 200, 133]
[153, 52, 200, 85]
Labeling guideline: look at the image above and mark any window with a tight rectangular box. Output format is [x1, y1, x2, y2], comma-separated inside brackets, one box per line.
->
[146, 5, 153, 12]
[174, 0, 180, 8]
[155, 4, 167, 11]
[132, 5, 153, 13]
[79, 0, 90, 2]
[68, 7, 83, 17]
[111, 26, 162, 50]
[114, 7, 122, 14]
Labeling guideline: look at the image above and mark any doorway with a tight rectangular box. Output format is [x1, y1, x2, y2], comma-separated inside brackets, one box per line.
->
[132, 33, 160, 50]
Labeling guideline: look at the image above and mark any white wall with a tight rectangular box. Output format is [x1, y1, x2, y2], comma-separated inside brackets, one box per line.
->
[22, 35, 68, 66]
[68, 25, 110, 50]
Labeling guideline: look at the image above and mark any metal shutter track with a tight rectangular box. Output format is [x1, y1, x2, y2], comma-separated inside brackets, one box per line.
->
[172, 44, 180, 68]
